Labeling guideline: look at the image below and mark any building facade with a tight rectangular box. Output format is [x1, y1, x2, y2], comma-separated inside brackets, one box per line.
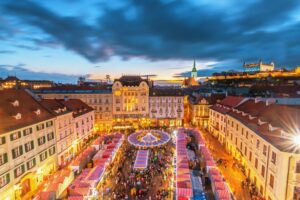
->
[0, 90, 57, 200]
[34, 85, 112, 132]
[209, 97, 300, 200]
[209, 96, 247, 144]
[188, 94, 225, 129]
[59, 99, 95, 153]
[149, 88, 184, 127]
[0, 76, 54, 89]
[112, 76, 151, 128]
[39, 99, 75, 167]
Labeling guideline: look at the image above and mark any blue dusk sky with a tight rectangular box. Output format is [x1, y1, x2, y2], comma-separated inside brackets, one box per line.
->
[1, 0, 300, 83]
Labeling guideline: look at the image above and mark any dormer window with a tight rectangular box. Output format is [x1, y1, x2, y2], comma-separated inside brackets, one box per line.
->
[248, 115, 255, 120]
[11, 100, 19, 107]
[13, 113, 22, 120]
[35, 109, 41, 115]
[258, 119, 266, 125]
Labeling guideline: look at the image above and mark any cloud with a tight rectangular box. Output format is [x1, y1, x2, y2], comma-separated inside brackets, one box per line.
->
[0, 50, 15, 54]
[0, 63, 79, 83]
[1, 0, 300, 69]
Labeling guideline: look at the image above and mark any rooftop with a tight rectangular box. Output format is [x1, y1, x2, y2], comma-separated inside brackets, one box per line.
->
[150, 88, 183, 96]
[0, 89, 54, 133]
[115, 75, 149, 87]
[228, 99, 300, 153]
[58, 99, 94, 117]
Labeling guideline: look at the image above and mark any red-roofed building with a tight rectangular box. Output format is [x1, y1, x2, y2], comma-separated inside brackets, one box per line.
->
[0, 89, 57, 200]
[208, 97, 300, 200]
[59, 99, 95, 151]
[209, 96, 248, 144]
[39, 99, 75, 166]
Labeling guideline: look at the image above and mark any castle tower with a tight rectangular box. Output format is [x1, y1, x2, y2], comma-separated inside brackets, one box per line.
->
[191, 60, 197, 79]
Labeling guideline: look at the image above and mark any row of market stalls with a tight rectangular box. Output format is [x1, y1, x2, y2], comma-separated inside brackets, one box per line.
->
[193, 129, 232, 200]
[34, 133, 123, 200]
[133, 150, 149, 170]
[68, 133, 124, 200]
[175, 129, 193, 200]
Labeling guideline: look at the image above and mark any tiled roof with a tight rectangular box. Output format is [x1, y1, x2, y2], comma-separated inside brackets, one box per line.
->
[39, 99, 72, 116]
[228, 99, 300, 153]
[0, 89, 54, 133]
[59, 99, 94, 117]
[219, 96, 245, 107]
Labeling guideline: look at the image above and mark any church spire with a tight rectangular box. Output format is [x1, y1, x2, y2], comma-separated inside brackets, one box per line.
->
[191, 59, 197, 78]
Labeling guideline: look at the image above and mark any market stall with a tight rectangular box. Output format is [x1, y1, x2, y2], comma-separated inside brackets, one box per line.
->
[133, 150, 149, 170]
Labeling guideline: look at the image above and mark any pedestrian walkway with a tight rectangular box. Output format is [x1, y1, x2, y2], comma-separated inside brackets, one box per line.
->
[200, 128, 251, 200]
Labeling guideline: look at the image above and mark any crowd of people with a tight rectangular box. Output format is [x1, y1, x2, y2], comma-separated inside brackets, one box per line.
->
[100, 134, 174, 200]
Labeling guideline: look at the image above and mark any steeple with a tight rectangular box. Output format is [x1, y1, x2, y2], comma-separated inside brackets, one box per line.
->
[191, 59, 197, 78]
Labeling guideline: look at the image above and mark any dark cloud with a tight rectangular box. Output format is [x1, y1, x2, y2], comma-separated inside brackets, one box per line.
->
[1, 0, 300, 69]
[0, 63, 79, 83]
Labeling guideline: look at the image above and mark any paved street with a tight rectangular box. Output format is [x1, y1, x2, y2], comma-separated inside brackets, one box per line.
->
[200, 128, 251, 200]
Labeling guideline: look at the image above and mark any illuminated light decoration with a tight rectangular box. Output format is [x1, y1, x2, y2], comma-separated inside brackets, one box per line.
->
[293, 135, 300, 145]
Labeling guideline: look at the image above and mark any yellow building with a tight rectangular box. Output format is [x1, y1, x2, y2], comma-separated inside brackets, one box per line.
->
[189, 94, 224, 129]
[0, 76, 53, 89]
[0, 89, 57, 200]
[112, 76, 151, 129]
[209, 97, 300, 200]
[34, 85, 112, 132]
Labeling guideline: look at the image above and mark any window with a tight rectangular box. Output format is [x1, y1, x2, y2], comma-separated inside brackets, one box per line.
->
[10, 131, 21, 141]
[0, 137, 5, 145]
[47, 132, 54, 141]
[25, 141, 34, 152]
[40, 151, 48, 162]
[0, 153, 8, 166]
[256, 139, 260, 149]
[46, 121, 53, 127]
[246, 131, 249, 139]
[241, 128, 244, 136]
[116, 107, 120, 111]
[49, 146, 56, 156]
[249, 151, 252, 162]
[14, 164, 25, 178]
[27, 158, 36, 170]
[36, 123, 45, 131]
[244, 147, 247, 156]
[263, 145, 267, 156]
[0, 173, 10, 188]
[261, 165, 265, 177]
[295, 161, 300, 173]
[236, 124, 239, 131]
[271, 152, 277, 164]
[12, 146, 23, 159]
[23, 128, 32, 136]
[269, 174, 274, 188]
[255, 158, 258, 169]
[38, 136, 46, 146]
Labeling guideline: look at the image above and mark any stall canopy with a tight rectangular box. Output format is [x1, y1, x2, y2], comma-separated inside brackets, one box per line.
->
[133, 150, 149, 170]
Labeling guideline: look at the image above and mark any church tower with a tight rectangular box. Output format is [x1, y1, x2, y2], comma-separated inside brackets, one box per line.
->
[191, 60, 197, 79]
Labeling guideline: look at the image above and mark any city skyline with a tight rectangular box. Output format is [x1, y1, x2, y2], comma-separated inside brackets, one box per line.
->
[1, 0, 300, 82]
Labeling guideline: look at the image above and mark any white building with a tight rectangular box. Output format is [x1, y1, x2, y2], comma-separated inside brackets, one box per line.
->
[0, 89, 57, 200]
[149, 88, 184, 127]
[209, 97, 300, 200]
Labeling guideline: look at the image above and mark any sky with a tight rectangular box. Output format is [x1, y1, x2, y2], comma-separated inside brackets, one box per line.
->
[1, 0, 300, 83]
